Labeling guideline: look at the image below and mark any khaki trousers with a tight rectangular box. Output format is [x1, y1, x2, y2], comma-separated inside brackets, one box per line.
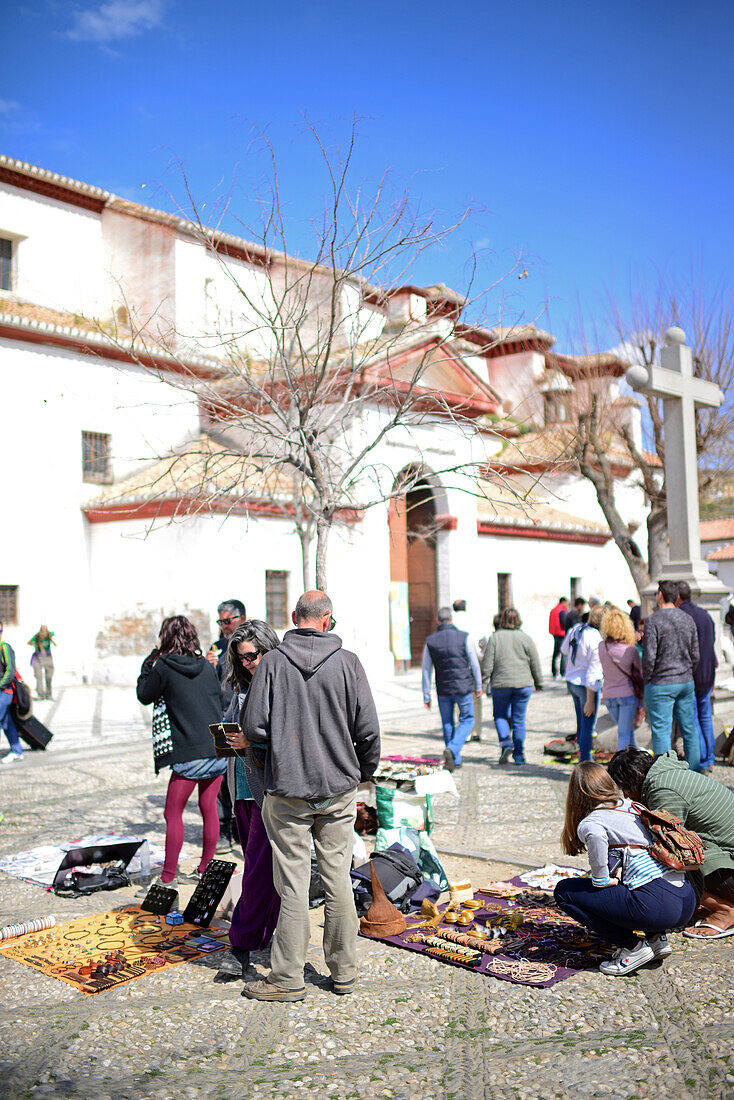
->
[262, 788, 358, 990]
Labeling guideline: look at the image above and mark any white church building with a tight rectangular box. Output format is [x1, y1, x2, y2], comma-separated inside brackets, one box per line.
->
[0, 155, 650, 685]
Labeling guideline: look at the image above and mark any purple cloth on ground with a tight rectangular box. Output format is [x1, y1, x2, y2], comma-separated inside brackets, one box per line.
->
[229, 800, 280, 951]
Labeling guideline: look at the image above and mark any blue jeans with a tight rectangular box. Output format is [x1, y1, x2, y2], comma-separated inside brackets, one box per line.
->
[0, 691, 23, 754]
[437, 693, 475, 766]
[644, 681, 699, 772]
[694, 689, 715, 770]
[605, 695, 639, 751]
[554, 876, 696, 949]
[566, 681, 600, 761]
[491, 686, 533, 762]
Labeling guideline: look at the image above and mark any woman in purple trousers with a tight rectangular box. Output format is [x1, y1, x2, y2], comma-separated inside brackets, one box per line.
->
[218, 620, 281, 978]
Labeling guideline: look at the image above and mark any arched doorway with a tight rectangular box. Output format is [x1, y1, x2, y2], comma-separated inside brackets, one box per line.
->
[405, 479, 438, 664]
[388, 466, 445, 667]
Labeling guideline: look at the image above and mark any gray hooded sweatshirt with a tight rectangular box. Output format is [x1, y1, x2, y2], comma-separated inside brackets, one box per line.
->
[243, 628, 381, 801]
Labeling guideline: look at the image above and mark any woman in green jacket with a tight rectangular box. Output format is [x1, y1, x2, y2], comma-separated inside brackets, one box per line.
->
[480, 608, 543, 765]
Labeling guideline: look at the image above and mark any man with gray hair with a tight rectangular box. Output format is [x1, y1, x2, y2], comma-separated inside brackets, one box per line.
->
[422, 606, 482, 772]
[242, 590, 380, 1002]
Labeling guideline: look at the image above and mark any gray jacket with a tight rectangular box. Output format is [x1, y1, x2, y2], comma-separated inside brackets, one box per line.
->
[243, 628, 381, 801]
[642, 607, 699, 684]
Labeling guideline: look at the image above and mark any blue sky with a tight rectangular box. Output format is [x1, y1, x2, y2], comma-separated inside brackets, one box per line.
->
[3, 0, 733, 350]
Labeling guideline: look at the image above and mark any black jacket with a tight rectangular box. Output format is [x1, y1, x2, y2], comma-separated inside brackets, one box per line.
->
[679, 600, 717, 695]
[243, 628, 381, 800]
[137, 652, 223, 767]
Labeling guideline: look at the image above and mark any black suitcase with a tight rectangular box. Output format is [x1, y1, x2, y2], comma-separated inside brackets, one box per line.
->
[14, 714, 53, 750]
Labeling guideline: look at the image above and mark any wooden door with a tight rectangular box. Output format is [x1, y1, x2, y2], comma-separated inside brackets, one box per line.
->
[406, 484, 437, 665]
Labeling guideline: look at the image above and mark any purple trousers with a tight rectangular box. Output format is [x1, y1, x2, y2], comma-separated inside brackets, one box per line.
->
[230, 799, 281, 952]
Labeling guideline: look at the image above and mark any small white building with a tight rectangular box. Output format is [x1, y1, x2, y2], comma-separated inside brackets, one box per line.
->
[0, 155, 649, 685]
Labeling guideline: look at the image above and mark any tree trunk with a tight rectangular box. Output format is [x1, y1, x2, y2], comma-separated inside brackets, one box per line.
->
[315, 515, 331, 591]
[646, 505, 668, 582]
[298, 526, 313, 591]
[580, 469, 651, 597]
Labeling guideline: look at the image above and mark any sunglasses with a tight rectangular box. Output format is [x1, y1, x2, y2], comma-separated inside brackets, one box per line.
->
[237, 651, 262, 664]
[328, 617, 337, 631]
[217, 616, 241, 627]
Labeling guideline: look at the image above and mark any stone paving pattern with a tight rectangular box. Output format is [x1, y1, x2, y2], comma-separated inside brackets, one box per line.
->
[0, 676, 733, 1099]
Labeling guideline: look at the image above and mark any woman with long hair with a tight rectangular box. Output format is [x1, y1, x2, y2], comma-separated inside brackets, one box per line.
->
[480, 607, 543, 765]
[137, 615, 225, 888]
[599, 608, 642, 751]
[554, 761, 696, 975]
[217, 619, 281, 978]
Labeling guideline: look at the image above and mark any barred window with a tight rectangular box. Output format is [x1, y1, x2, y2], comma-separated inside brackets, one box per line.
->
[0, 585, 19, 625]
[0, 238, 12, 292]
[82, 431, 111, 483]
[497, 573, 513, 613]
[265, 570, 289, 629]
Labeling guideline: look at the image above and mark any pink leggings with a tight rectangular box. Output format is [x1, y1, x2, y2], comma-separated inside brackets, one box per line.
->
[162, 772, 223, 882]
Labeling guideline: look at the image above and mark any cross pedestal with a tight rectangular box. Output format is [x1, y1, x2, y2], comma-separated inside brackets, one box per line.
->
[626, 327, 729, 641]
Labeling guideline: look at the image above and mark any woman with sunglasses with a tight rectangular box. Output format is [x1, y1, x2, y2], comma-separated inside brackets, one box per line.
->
[217, 619, 281, 978]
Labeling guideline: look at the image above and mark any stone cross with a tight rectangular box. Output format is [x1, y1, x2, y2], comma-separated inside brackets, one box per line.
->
[626, 326, 724, 574]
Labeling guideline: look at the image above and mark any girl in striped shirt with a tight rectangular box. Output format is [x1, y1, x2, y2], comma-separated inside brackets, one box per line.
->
[554, 762, 697, 975]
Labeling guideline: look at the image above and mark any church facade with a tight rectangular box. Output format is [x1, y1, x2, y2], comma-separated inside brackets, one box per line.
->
[0, 155, 649, 684]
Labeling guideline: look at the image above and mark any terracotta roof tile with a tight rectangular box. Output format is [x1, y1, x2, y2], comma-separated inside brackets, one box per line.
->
[707, 542, 734, 561]
[701, 518, 734, 541]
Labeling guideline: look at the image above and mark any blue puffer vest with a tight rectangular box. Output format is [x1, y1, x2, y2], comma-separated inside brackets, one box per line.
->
[425, 624, 474, 696]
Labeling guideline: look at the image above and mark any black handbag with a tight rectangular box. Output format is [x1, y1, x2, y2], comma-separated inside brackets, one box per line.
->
[54, 861, 131, 898]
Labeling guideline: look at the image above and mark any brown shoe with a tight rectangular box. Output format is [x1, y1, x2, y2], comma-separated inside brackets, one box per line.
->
[241, 979, 306, 1002]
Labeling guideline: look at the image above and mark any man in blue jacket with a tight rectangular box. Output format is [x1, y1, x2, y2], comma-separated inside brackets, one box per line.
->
[677, 581, 718, 773]
[422, 607, 482, 772]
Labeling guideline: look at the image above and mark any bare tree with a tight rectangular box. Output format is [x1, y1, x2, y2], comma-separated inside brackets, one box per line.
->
[98, 122, 531, 589]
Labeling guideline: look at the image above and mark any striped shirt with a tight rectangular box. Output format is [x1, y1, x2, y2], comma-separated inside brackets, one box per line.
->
[578, 799, 684, 889]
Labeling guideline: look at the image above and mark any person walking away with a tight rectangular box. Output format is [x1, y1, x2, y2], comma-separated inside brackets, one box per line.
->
[642, 580, 700, 771]
[422, 607, 482, 772]
[627, 600, 642, 631]
[28, 625, 55, 700]
[548, 597, 569, 680]
[0, 623, 24, 763]
[554, 761, 696, 975]
[564, 597, 586, 635]
[561, 605, 604, 761]
[598, 607, 643, 751]
[608, 747, 734, 939]
[206, 599, 246, 853]
[453, 599, 486, 742]
[216, 620, 281, 979]
[676, 582, 717, 774]
[137, 616, 226, 889]
[481, 607, 543, 765]
[242, 590, 380, 1002]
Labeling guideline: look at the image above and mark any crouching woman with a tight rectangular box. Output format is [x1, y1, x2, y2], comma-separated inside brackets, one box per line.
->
[554, 762, 696, 976]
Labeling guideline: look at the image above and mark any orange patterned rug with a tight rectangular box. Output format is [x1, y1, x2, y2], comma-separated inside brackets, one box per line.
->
[0, 905, 228, 994]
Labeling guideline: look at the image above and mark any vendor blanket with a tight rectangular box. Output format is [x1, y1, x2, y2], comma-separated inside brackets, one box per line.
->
[0, 906, 227, 994]
[0, 833, 171, 887]
[364, 881, 614, 987]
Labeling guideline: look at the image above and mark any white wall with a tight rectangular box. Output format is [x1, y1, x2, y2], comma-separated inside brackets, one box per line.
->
[0, 183, 106, 316]
[0, 339, 201, 681]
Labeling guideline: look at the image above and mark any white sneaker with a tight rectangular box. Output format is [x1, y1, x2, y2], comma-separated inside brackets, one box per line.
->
[648, 934, 673, 959]
[599, 940, 654, 976]
[1, 752, 23, 765]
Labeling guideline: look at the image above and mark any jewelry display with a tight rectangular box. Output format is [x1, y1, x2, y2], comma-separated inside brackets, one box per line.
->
[485, 958, 557, 984]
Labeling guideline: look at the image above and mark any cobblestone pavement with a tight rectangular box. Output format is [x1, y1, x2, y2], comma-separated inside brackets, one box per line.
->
[0, 677, 733, 1100]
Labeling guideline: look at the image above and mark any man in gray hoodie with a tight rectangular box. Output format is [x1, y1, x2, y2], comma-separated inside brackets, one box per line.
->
[242, 590, 380, 1002]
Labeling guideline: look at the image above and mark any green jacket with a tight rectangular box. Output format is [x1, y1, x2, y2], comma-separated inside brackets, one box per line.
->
[642, 750, 734, 877]
[480, 629, 542, 691]
[0, 641, 15, 691]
